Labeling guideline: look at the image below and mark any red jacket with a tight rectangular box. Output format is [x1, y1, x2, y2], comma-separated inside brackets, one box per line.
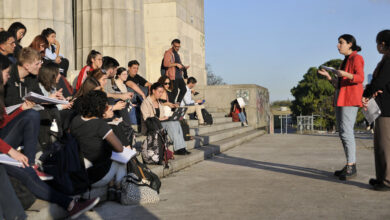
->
[76, 65, 93, 91]
[0, 107, 23, 154]
[336, 51, 364, 107]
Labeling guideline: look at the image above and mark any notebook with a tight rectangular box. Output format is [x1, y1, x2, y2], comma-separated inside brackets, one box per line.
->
[111, 147, 137, 164]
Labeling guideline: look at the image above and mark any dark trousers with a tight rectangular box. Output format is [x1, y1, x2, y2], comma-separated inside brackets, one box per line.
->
[171, 77, 186, 104]
[0, 165, 26, 220]
[4, 165, 73, 209]
[374, 117, 390, 186]
[59, 57, 69, 77]
[0, 110, 40, 165]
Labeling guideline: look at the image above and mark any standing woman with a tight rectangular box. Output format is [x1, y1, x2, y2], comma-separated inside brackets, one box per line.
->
[318, 34, 364, 180]
[362, 30, 390, 191]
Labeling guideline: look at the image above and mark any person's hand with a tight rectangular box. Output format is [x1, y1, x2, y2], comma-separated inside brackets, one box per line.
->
[168, 102, 176, 108]
[185, 65, 190, 69]
[21, 100, 35, 110]
[373, 90, 383, 98]
[103, 105, 114, 118]
[196, 100, 203, 104]
[51, 88, 64, 100]
[362, 97, 369, 111]
[159, 116, 169, 121]
[176, 63, 183, 69]
[54, 40, 60, 47]
[55, 56, 61, 64]
[61, 101, 73, 110]
[113, 101, 126, 111]
[318, 69, 332, 80]
[141, 94, 146, 100]
[8, 148, 29, 168]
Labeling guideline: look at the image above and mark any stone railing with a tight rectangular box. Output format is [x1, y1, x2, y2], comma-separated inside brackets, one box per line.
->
[195, 84, 271, 130]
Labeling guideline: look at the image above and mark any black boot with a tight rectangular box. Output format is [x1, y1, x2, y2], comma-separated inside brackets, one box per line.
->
[339, 164, 357, 181]
[334, 165, 347, 177]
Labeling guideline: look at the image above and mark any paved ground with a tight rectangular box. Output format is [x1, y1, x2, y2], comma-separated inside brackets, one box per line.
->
[80, 134, 390, 220]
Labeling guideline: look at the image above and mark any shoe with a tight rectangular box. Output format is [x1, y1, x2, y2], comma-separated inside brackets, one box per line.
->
[373, 183, 390, 191]
[175, 149, 190, 155]
[116, 189, 121, 203]
[334, 165, 347, 177]
[32, 164, 53, 181]
[369, 178, 381, 186]
[68, 197, 100, 219]
[339, 164, 357, 181]
[107, 187, 116, 201]
[184, 149, 191, 155]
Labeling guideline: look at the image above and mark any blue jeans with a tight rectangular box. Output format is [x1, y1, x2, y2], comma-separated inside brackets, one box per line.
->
[0, 110, 40, 165]
[335, 106, 358, 164]
[0, 165, 26, 220]
[238, 112, 246, 123]
[161, 121, 186, 151]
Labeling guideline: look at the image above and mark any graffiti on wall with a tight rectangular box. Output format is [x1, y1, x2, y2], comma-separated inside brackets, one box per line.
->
[256, 89, 270, 125]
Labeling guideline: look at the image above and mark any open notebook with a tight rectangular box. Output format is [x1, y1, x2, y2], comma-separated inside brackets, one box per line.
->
[0, 154, 23, 167]
[111, 147, 137, 164]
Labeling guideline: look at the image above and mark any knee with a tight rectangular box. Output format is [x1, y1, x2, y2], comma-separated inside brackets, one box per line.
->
[21, 110, 40, 122]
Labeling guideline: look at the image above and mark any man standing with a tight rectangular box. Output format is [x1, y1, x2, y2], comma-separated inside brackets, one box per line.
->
[181, 77, 205, 125]
[163, 39, 189, 104]
[0, 31, 16, 64]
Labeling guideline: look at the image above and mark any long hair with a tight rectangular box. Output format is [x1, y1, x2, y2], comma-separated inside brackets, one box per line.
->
[86, 50, 101, 66]
[29, 35, 49, 58]
[338, 34, 361, 52]
[157, 75, 173, 91]
[74, 77, 101, 99]
[0, 55, 11, 121]
[38, 62, 59, 92]
[7, 22, 26, 43]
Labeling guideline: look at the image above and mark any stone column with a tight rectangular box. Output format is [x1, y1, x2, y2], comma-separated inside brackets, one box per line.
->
[75, 0, 146, 76]
[0, 0, 75, 69]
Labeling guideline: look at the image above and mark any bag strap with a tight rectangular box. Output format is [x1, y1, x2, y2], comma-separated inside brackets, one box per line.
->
[137, 165, 146, 179]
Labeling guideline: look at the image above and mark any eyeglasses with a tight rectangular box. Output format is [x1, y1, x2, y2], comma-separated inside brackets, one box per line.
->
[164, 82, 170, 85]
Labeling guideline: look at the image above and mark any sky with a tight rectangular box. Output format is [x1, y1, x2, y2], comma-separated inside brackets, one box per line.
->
[204, 0, 390, 101]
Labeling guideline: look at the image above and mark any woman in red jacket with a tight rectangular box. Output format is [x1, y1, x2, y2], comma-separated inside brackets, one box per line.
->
[318, 34, 364, 181]
[75, 50, 102, 91]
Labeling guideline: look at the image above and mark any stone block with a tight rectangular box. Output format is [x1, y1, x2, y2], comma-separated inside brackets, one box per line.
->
[20, 0, 38, 19]
[38, 0, 53, 20]
[53, 0, 65, 21]
[101, 9, 114, 46]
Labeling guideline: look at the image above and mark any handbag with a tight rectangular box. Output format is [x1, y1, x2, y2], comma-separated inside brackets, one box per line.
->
[120, 173, 160, 205]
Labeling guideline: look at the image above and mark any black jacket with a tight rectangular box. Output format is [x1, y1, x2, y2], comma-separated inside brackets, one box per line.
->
[363, 56, 390, 117]
[5, 64, 42, 106]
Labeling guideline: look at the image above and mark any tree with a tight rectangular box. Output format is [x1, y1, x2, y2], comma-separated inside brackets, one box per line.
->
[290, 59, 341, 130]
[206, 63, 225, 85]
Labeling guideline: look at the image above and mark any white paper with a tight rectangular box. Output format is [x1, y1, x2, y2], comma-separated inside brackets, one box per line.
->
[0, 154, 23, 167]
[111, 147, 137, 164]
[5, 104, 22, 114]
[24, 92, 69, 105]
[363, 99, 381, 124]
[320, 65, 338, 74]
[107, 117, 123, 126]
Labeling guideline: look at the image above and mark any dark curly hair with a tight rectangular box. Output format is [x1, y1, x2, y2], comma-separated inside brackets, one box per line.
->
[80, 90, 108, 118]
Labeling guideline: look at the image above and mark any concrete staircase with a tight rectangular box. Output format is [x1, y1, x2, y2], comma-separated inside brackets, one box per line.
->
[27, 108, 265, 220]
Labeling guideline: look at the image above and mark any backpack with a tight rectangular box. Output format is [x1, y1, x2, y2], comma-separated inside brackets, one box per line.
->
[160, 58, 167, 76]
[127, 157, 161, 193]
[40, 132, 90, 195]
[8, 176, 36, 210]
[201, 109, 213, 125]
[180, 120, 191, 141]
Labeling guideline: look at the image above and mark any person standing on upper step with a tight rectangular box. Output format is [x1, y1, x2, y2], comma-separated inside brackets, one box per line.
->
[318, 34, 364, 181]
[362, 30, 390, 191]
[163, 39, 189, 104]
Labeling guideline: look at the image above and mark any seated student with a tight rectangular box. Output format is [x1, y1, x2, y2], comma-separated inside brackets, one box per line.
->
[76, 50, 102, 90]
[0, 55, 99, 218]
[125, 60, 151, 101]
[41, 28, 69, 77]
[180, 77, 205, 125]
[230, 97, 248, 127]
[141, 83, 190, 155]
[0, 31, 16, 64]
[5, 47, 42, 106]
[29, 35, 49, 60]
[70, 90, 127, 201]
[7, 22, 27, 59]
[114, 67, 137, 124]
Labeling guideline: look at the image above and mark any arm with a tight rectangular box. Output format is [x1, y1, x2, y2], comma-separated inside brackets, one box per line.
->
[104, 130, 124, 153]
[140, 101, 155, 121]
[339, 56, 364, 83]
[125, 81, 146, 99]
[182, 89, 195, 106]
[163, 50, 179, 68]
[364, 60, 390, 98]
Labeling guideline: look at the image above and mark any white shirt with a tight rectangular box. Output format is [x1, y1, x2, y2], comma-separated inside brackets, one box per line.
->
[180, 85, 195, 107]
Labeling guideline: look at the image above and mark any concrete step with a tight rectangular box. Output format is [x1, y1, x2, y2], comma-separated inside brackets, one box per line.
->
[188, 116, 232, 127]
[209, 112, 227, 118]
[150, 129, 266, 178]
[190, 122, 242, 136]
[191, 126, 254, 147]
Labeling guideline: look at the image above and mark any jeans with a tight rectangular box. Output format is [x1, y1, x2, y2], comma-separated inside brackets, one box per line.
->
[161, 121, 186, 151]
[238, 112, 246, 123]
[335, 106, 358, 164]
[0, 165, 26, 220]
[4, 165, 73, 209]
[91, 161, 127, 187]
[0, 110, 40, 165]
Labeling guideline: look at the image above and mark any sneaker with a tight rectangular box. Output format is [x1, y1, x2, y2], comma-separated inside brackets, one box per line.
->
[334, 165, 347, 177]
[116, 189, 122, 203]
[68, 197, 100, 219]
[32, 165, 53, 181]
[339, 164, 357, 181]
[373, 183, 390, 191]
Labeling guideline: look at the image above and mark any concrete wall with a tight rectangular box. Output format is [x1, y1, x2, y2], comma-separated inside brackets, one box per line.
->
[0, 0, 75, 68]
[143, 0, 206, 85]
[196, 84, 271, 130]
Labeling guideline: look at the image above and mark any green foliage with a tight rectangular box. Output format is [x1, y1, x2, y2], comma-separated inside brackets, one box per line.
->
[271, 100, 292, 108]
[291, 59, 342, 130]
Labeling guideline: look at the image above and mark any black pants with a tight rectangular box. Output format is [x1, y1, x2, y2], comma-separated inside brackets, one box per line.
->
[171, 78, 186, 104]
[59, 57, 69, 77]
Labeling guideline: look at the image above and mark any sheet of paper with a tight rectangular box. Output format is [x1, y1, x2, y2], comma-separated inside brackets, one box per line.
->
[363, 98, 381, 124]
[0, 154, 23, 167]
[111, 147, 137, 164]
[24, 92, 69, 105]
[5, 104, 22, 114]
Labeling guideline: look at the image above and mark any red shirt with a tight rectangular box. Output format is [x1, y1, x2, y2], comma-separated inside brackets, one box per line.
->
[76, 65, 93, 91]
[0, 107, 23, 154]
[337, 51, 364, 107]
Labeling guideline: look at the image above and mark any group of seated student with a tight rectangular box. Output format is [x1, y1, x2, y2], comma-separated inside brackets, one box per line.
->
[0, 22, 206, 219]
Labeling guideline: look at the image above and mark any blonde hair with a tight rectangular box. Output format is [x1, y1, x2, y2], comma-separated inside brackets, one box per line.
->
[17, 47, 40, 66]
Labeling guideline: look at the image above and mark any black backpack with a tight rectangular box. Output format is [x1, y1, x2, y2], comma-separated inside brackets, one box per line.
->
[201, 109, 213, 125]
[160, 58, 167, 76]
[180, 120, 191, 141]
[127, 157, 161, 193]
[8, 176, 36, 210]
[40, 132, 90, 195]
